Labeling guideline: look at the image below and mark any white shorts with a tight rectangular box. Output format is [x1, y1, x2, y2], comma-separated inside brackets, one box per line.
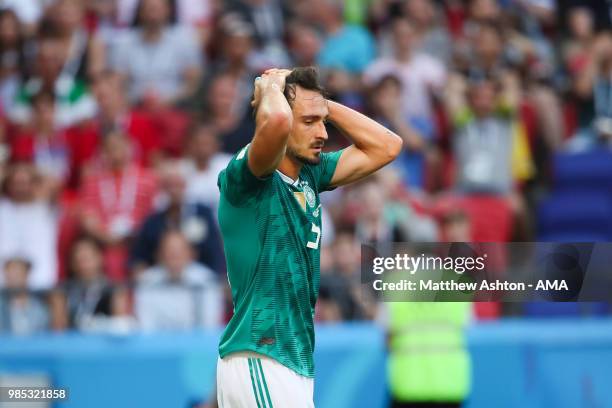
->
[217, 351, 314, 408]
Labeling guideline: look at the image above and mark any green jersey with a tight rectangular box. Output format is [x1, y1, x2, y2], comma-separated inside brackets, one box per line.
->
[217, 144, 343, 378]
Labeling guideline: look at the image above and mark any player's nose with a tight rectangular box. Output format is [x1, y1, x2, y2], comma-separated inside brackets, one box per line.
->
[317, 123, 328, 141]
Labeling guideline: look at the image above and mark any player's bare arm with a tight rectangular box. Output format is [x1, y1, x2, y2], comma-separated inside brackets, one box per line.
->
[248, 68, 294, 177]
[327, 100, 403, 187]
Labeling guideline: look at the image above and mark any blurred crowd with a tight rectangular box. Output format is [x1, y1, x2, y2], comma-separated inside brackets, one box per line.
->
[1, 0, 612, 335]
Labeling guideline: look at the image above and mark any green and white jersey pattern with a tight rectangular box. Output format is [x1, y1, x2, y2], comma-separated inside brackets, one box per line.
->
[217, 144, 343, 377]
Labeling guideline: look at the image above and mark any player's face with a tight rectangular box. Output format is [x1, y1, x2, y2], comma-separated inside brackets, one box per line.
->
[287, 87, 329, 165]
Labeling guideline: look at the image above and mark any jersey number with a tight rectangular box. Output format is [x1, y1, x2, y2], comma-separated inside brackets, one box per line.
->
[307, 223, 321, 249]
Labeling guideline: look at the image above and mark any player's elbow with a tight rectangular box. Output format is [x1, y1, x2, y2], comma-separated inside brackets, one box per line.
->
[263, 111, 293, 135]
[383, 132, 403, 163]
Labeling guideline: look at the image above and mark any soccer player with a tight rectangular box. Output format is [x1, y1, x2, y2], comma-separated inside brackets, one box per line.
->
[216, 67, 402, 407]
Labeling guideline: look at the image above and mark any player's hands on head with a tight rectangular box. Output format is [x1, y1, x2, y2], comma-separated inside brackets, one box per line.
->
[251, 68, 293, 108]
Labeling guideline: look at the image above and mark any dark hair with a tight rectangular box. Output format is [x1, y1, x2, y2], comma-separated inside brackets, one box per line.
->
[441, 209, 469, 226]
[283, 66, 326, 106]
[372, 74, 402, 93]
[183, 120, 220, 152]
[0, 9, 28, 80]
[132, 0, 177, 27]
[67, 235, 103, 278]
[252, 67, 325, 116]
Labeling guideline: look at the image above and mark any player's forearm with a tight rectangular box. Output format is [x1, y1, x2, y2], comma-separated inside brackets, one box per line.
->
[249, 84, 293, 176]
[256, 84, 293, 131]
[328, 100, 402, 164]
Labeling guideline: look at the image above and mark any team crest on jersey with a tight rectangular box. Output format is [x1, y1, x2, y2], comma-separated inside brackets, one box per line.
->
[303, 184, 316, 208]
[293, 192, 306, 211]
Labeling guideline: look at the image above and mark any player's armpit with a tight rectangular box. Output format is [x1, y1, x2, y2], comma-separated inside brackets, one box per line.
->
[219, 145, 271, 206]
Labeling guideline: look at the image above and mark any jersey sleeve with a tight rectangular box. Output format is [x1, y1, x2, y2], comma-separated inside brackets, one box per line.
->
[217, 144, 270, 206]
[314, 149, 345, 192]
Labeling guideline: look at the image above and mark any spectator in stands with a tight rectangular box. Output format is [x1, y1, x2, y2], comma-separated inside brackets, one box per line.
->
[0, 0, 48, 36]
[563, 6, 596, 72]
[564, 7, 598, 142]
[180, 122, 231, 213]
[402, 0, 452, 64]
[323, 68, 366, 112]
[90, 70, 162, 167]
[85, 0, 126, 53]
[204, 73, 255, 154]
[111, 0, 202, 106]
[445, 72, 520, 194]
[225, 0, 291, 69]
[0, 257, 49, 334]
[466, 0, 501, 27]
[0, 127, 7, 181]
[7, 35, 97, 128]
[40, 0, 106, 81]
[209, 14, 257, 79]
[318, 229, 366, 322]
[0, 162, 58, 290]
[9, 91, 70, 188]
[115, 0, 214, 30]
[134, 230, 222, 331]
[440, 209, 472, 242]
[568, 32, 612, 150]
[364, 18, 446, 124]
[228, 0, 286, 49]
[559, 0, 612, 32]
[51, 237, 127, 330]
[460, 23, 514, 77]
[79, 132, 157, 281]
[353, 181, 412, 245]
[445, 71, 533, 239]
[287, 21, 321, 68]
[463, 21, 564, 159]
[314, 0, 376, 74]
[188, 15, 255, 115]
[368, 74, 435, 189]
[131, 162, 223, 275]
[349, 174, 437, 248]
[0, 9, 28, 114]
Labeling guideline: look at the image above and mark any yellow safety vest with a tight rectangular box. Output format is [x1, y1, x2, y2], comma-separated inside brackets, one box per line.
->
[387, 302, 472, 402]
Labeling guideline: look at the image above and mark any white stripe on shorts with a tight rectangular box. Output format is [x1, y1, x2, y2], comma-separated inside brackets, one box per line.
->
[217, 351, 314, 408]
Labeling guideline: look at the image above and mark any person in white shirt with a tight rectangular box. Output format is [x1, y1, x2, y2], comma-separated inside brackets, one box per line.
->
[115, 0, 213, 28]
[134, 230, 222, 331]
[364, 18, 446, 123]
[180, 122, 231, 215]
[0, 0, 51, 34]
[0, 163, 58, 290]
[111, 0, 202, 105]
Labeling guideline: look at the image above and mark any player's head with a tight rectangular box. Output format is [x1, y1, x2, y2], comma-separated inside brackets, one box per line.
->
[283, 67, 328, 165]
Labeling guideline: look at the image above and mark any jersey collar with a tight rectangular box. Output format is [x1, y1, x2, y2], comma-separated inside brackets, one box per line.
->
[276, 169, 300, 187]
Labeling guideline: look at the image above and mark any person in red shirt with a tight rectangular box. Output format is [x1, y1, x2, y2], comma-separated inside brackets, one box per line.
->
[79, 131, 157, 281]
[9, 91, 71, 190]
[76, 70, 163, 169]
